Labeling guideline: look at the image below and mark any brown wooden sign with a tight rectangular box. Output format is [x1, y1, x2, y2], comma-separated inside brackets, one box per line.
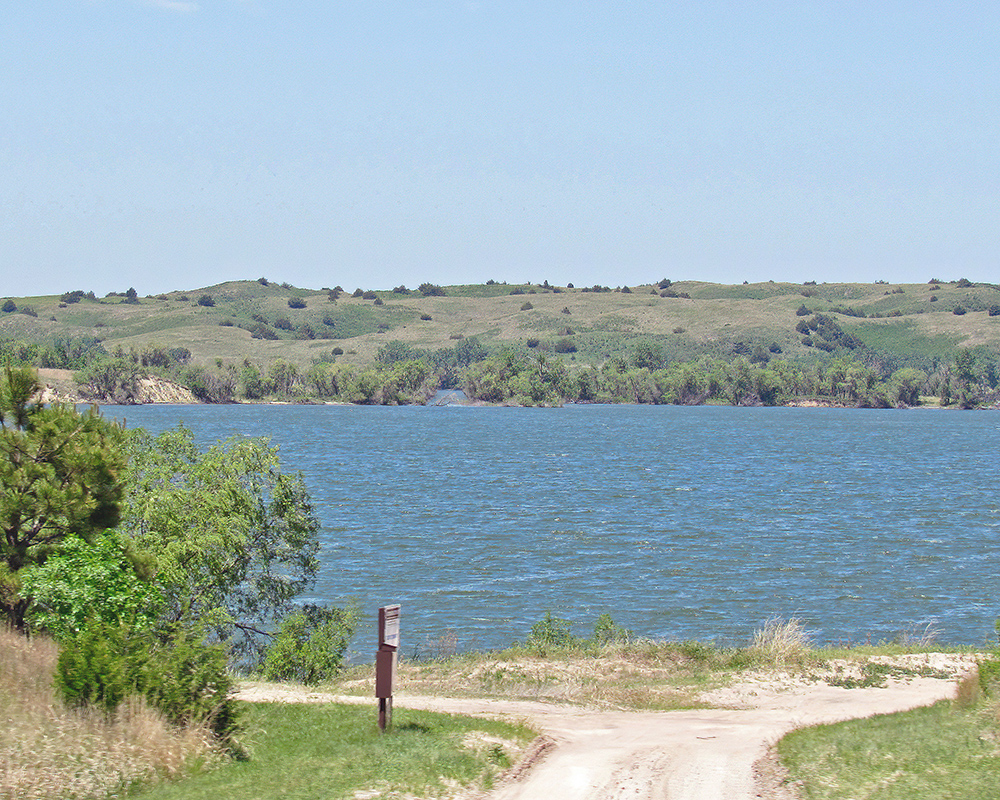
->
[375, 648, 397, 699]
[376, 604, 401, 732]
[379, 604, 401, 650]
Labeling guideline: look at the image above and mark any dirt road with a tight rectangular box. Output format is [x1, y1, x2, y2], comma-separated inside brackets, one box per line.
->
[236, 653, 974, 800]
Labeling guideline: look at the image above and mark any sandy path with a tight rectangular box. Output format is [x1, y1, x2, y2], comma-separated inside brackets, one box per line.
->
[235, 655, 974, 800]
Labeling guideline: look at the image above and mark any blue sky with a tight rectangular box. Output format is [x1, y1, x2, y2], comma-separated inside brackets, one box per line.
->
[2, 1, 997, 297]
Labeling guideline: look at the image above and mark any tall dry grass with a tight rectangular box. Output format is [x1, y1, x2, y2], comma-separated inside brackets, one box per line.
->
[1, 626, 218, 800]
[747, 616, 814, 667]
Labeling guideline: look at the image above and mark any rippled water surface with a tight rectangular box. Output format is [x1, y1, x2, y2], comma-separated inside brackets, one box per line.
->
[108, 404, 1000, 652]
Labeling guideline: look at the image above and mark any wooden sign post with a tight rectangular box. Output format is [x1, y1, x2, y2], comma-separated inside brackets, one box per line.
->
[376, 604, 400, 733]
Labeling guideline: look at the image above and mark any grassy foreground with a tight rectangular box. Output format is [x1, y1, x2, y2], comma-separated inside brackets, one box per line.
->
[1, 628, 532, 800]
[133, 703, 533, 800]
[778, 694, 1000, 799]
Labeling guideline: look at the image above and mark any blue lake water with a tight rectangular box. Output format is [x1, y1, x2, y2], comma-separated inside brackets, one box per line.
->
[104, 403, 1000, 654]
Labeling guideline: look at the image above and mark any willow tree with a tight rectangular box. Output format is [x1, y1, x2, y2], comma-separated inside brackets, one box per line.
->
[119, 425, 321, 666]
[0, 366, 125, 629]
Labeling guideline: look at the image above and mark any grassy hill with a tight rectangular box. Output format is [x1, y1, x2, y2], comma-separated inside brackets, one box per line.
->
[3, 278, 999, 373]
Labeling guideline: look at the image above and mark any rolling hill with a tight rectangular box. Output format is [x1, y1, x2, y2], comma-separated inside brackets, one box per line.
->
[3, 278, 999, 375]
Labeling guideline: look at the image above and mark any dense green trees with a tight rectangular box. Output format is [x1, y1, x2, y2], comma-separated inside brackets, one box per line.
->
[456, 352, 944, 408]
[2, 367, 355, 736]
[2, 368, 333, 662]
[1, 366, 126, 629]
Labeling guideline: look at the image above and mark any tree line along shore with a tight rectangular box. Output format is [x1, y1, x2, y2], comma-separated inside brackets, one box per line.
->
[2, 277, 999, 408]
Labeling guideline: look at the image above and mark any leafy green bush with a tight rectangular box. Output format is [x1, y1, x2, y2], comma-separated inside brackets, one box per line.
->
[22, 534, 162, 641]
[55, 619, 134, 713]
[377, 340, 418, 365]
[527, 611, 574, 653]
[592, 613, 633, 646]
[262, 604, 357, 685]
[138, 622, 238, 736]
[55, 618, 239, 738]
[121, 426, 319, 667]
[978, 655, 1000, 697]
[197, 294, 214, 307]
[288, 297, 307, 309]
[248, 322, 278, 339]
[239, 363, 265, 398]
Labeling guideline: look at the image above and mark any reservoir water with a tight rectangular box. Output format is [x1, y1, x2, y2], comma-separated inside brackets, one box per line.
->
[105, 403, 1000, 654]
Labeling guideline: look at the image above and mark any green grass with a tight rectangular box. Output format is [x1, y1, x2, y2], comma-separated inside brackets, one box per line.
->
[134, 701, 535, 800]
[687, 281, 808, 300]
[844, 318, 964, 362]
[778, 699, 1000, 799]
[437, 283, 542, 298]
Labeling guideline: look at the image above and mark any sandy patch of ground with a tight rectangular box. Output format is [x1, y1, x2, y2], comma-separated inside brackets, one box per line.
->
[33, 369, 199, 405]
[235, 653, 976, 800]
